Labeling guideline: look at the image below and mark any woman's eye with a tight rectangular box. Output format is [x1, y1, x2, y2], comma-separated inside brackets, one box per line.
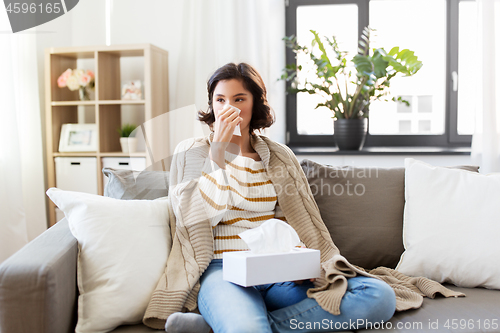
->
[236, 98, 243, 102]
[216, 98, 224, 103]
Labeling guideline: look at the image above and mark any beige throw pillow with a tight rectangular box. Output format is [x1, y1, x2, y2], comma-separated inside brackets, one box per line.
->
[46, 188, 171, 333]
[397, 158, 500, 289]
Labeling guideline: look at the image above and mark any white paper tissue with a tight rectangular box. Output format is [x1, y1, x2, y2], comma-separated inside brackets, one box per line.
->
[224, 104, 241, 136]
[238, 219, 301, 254]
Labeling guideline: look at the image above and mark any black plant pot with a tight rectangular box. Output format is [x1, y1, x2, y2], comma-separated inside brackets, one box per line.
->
[333, 118, 368, 150]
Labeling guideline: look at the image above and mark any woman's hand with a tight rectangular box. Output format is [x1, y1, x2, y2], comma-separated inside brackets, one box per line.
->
[292, 278, 316, 285]
[210, 105, 242, 169]
[212, 104, 243, 144]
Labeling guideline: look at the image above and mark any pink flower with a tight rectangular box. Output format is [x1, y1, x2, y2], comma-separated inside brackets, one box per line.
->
[57, 68, 72, 88]
[78, 73, 91, 86]
[58, 68, 95, 91]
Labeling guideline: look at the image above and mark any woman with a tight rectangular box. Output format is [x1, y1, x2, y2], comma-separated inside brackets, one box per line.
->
[142, 63, 461, 333]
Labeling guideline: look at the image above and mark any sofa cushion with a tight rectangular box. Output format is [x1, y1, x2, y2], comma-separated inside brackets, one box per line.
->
[362, 284, 500, 332]
[300, 159, 480, 270]
[103, 167, 169, 200]
[300, 160, 406, 270]
[46, 188, 171, 333]
[396, 158, 500, 289]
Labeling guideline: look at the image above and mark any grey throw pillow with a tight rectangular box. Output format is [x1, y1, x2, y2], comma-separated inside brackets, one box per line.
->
[300, 159, 479, 270]
[103, 167, 169, 200]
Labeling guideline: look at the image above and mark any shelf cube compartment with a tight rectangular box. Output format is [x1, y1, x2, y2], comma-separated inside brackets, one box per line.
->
[54, 157, 98, 194]
[101, 157, 147, 190]
[49, 52, 96, 102]
[97, 50, 145, 101]
[52, 105, 96, 153]
[99, 104, 146, 153]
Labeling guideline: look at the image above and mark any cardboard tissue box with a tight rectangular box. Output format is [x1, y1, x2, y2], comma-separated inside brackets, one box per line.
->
[223, 248, 320, 287]
[222, 219, 321, 287]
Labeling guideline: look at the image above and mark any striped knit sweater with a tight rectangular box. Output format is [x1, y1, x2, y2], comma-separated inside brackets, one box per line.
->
[142, 132, 465, 330]
[198, 152, 290, 258]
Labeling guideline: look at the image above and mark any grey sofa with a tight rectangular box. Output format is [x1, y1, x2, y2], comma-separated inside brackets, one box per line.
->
[1, 161, 499, 333]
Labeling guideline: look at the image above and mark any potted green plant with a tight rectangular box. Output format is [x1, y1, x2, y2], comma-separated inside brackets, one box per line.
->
[280, 27, 423, 150]
[117, 123, 138, 153]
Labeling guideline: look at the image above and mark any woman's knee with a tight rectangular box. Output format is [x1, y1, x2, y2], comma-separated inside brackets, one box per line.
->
[361, 278, 396, 322]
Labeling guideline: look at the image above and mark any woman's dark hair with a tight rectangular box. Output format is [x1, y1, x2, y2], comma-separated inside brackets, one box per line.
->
[198, 63, 275, 135]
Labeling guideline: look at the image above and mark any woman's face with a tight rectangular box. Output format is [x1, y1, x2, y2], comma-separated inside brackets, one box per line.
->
[213, 79, 254, 134]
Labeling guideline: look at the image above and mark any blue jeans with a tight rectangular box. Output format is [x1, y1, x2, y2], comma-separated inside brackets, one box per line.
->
[198, 259, 396, 333]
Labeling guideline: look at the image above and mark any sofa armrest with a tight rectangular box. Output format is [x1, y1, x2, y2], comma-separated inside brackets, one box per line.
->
[0, 218, 78, 333]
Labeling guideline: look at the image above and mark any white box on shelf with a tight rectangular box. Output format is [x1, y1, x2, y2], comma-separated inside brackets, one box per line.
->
[55, 157, 98, 195]
[101, 157, 146, 189]
[223, 248, 321, 287]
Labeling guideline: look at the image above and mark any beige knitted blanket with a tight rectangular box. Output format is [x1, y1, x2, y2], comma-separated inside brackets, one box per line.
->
[142, 133, 465, 330]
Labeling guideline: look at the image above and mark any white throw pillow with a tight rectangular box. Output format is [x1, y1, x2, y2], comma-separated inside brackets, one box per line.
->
[46, 188, 171, 333]
[396, 158, 500, 289]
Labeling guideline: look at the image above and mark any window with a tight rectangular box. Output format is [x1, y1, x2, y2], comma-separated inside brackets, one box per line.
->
[296, 4, 358, 135]
[285, 0, 474, 147]
[457, 0, 477, 135]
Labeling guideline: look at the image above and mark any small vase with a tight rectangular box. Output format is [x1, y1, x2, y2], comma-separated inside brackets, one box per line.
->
[120, 137, 137, 153]
[333, 118, 368, 150]
[79, 87, 90, 101]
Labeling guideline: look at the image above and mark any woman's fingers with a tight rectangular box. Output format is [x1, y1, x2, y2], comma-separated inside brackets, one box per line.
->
[213, 106, 241, 143]
[217, 107, 239, 129]
[218, 111, 238, 132]
[218, 106, 239, 121]
[231, 116, 243, 125]
[291, 278, 315, 284]
[225, 110, 239, 122]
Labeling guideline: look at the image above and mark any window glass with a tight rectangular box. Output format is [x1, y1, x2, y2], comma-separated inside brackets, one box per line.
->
[296, 4, 358, 135]
[368, 0, 446, 135]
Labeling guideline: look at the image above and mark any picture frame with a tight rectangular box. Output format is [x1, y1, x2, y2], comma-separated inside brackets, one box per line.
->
[59, 123, 98, 152]
[121, 80, 143, 100]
